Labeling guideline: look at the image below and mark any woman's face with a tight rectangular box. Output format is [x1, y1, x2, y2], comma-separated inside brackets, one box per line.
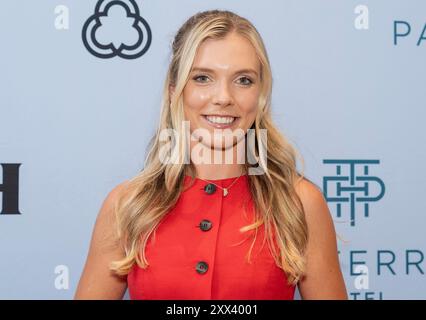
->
[181, 32, 261, 150]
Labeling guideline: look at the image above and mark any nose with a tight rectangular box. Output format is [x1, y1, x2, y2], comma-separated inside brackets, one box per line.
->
[212, 80, 234, 107]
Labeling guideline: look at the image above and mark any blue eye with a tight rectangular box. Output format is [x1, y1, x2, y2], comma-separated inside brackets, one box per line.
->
[193, 75, 210, 83]
[238, 77, 253, 86]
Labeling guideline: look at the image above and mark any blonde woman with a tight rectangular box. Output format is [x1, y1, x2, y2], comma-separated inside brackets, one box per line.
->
[75, 9, 347, 300]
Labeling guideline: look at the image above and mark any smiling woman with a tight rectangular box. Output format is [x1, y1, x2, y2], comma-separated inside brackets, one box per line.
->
[75, 9, 347, 300]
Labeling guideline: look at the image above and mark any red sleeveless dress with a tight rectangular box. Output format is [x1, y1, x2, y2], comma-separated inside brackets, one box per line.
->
[127, 174, 296, 300]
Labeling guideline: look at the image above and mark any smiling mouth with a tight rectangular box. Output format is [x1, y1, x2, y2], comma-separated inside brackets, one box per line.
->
[202, 115, 239, 125]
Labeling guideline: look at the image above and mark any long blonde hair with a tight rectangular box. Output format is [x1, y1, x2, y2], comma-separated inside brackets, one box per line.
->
[110, 9, 308, 286]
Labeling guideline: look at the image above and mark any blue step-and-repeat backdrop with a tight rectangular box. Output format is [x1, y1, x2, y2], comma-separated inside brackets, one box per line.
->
[0, 0, 425, 299]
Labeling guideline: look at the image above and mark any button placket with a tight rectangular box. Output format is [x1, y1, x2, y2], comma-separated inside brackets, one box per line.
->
[193, 181, 223, 299]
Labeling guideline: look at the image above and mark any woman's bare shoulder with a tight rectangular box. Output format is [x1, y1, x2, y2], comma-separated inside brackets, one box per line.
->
[294, 176, 348, 299]
[107, 179, 131, 202]
[74, 179, 131, 299]
[294, 176, 336, 240]
[294, 177, 324, 209]
[98, 179, 131, 216]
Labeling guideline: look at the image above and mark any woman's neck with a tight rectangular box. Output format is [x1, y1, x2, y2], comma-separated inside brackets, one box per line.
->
[192, 163, 245, 180]
[188, 140, 246, 180]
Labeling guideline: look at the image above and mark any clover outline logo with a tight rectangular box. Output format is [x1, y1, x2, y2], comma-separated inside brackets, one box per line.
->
[82, 0, 152, 59]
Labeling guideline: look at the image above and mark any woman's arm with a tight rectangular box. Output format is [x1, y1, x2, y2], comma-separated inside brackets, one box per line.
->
[74, 182, 129, 299]
[296, 179, 348, 299]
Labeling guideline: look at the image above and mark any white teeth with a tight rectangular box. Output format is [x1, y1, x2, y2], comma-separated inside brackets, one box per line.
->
[205, 116, 235, 124]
